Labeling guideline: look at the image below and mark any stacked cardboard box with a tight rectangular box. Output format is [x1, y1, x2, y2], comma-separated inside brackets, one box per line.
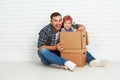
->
[60, 31, 89, 67]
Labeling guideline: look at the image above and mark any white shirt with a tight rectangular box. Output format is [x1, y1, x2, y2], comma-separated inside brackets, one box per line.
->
[55, 32, 60, 44]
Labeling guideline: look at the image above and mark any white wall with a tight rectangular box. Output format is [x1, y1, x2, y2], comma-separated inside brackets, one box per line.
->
[0, 0, 120, 61]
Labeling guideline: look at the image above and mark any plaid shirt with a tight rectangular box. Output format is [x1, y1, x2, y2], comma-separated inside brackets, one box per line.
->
[61, 27, 74, 32]
[37, 24, 59, 48]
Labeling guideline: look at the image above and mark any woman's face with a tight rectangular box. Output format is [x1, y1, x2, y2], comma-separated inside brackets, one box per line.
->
[63, 20, 72, 30]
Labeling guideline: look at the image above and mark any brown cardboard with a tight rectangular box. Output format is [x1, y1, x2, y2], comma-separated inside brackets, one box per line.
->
[60, 32, 82, 50]
[86, 31, 89, 45]
[61, 49, 87, 67]
[81, 31, 89, 48]
[60, 31, 89, 67]
[60, 31, 88, 50]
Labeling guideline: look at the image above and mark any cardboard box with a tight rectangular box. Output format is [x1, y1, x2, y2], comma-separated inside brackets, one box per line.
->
[81, 31, 89, 48]
[60, 31, 88, 50]
[60, 32, 82, 50]
[61, 49, 87, 67]
[60, 31, 89, 67]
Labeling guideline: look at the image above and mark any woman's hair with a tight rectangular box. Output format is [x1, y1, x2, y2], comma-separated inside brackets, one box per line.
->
[63, 15, 73, 24]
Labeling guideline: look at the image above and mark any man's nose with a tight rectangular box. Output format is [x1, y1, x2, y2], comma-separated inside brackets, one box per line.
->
[57, 21, 61, 24]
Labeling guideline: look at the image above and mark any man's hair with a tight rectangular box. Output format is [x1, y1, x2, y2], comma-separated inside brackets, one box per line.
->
[50, 12, 62, 20]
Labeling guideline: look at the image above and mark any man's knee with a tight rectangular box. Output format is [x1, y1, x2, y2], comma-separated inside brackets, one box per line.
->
[38, 48, 49, 55]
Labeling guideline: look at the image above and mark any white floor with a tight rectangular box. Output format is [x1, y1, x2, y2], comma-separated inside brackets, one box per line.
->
[0, 61, 120, 80]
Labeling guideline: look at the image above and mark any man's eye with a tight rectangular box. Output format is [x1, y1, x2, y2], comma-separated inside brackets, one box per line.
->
[59, 19, 62, 21]
[54, 20, 57, 22]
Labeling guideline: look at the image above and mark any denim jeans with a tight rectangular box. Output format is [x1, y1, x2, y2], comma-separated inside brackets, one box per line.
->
[86, 51, 95, 63]
[38, 48, 66, 65]
[38, 48, 95, 65]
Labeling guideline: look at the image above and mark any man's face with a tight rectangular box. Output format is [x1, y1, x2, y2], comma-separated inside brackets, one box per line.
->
[51, 16, 62, 32]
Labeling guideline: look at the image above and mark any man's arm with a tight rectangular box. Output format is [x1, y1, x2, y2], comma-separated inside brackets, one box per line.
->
[37, 30, 53, 50]
[37, 30, 63, 51]
[38, 45, 57, 51]
[72, 24, 86, 32]
[38, 43, 63, 52]
[77, 24, 86, 32]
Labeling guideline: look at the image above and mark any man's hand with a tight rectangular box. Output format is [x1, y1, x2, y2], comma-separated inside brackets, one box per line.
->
[76, 24, 86, 32]
[56, 43, 64, 52]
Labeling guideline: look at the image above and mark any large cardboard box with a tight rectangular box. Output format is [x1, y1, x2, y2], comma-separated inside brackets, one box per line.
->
[61, 49, 87, 67]
[60, 32, 88, 50]
[60, 31, 88, 67]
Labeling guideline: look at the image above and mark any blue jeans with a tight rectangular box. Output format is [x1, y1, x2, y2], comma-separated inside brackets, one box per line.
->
[86, 51, 95, 63]
[38, 48, 95, 65]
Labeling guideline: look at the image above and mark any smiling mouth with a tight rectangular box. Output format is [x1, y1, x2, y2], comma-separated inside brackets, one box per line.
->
[56, 25, 61, 28]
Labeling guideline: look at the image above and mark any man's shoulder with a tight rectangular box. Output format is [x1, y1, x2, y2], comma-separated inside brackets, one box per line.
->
[40, 24, 54, 34]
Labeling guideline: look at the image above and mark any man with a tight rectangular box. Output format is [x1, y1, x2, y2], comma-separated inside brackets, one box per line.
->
[37, 12, 107, 71]
[37, 12, 76, 71]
